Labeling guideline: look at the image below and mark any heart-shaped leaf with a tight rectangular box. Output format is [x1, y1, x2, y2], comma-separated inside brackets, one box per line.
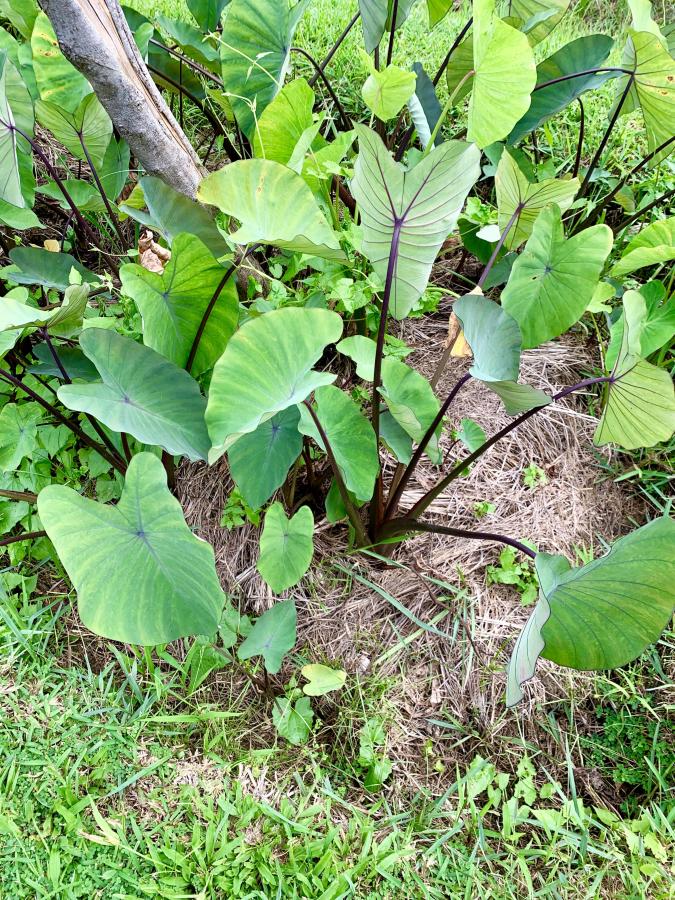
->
[496, 149, 579, 249]
[298, 384, 380, 502]
[238, 598, 297, 672]
[228, 407, 303, 509]
[468, 0, 537, 148]
[0, 52, 25, 209]
[58, 329, 210, 461]
[453, 292, 522, 381]
[198, 159, 345, 260]
[302, 663, 347, 696]
[257, 503, 314, 594]
[350, 125, 481, 318]
[220, 0, 310, 137]
[206, 307, 342, 461]
[507, 516, 675, 705]
[120, 233, 238, 377]
[38, 452, 225, 644]
[361, 56, 417, 122]
[501, 205, 612, 348]
[595, 291, 675, 450]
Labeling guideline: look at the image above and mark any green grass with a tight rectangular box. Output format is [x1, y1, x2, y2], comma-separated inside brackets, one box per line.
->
[1, 590, 674, 898]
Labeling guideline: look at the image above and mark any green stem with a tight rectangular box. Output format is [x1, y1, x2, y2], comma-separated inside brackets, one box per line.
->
[420, 69, 475, 159]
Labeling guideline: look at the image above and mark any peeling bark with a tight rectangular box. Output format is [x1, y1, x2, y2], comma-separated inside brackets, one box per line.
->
[38, 0, 204, 198]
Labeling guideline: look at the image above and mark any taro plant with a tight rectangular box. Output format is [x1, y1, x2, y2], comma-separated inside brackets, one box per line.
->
[0, 0, 674, 706]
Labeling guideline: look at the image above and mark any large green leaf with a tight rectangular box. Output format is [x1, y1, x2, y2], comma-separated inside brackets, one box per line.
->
[496, 149, 579, 249]
[36, 92, 112, 169]
[350, 125, 481, 318]
[38, 452, 224, 645]
[58, 329, 210, 462]
[228, 407, 302, 509]
[298, 384, 379, 501]
[508, 35, 616, 144]
[379, 356, 442, 463]
[120, 233, 238, 377]
[99, 137, 131, 202]
[252, 78, 315, 164]
[220, 0, 309, 137]
[2, 247, 98, 291]
[206, 307, 342, 461]
[507, 517, 675, 706]
[467, 0, 537, 148]
[187, 0, 229, 31]
[257, 504, 314, 593]
[445, 33, 476, 106]
[594, 291, 675, 450]
[361, 58, 417, 122]
[31, 12, 90, 113]
[610, 217, 675, 277]
[501, 205, 612, 348]
[119, 176, 228, 260]
[198, 159, 345, 260]
[237, 598, 297, 673]
[618, 30, 675, 165]
[453, 292, 522, 381]
[0, 52, 24, 209]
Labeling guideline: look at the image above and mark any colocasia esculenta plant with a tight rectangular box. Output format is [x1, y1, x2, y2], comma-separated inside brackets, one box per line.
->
[0, 0, 673, 704]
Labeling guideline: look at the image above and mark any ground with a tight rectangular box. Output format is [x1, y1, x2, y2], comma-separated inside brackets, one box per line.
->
[0, 1, 673, 898]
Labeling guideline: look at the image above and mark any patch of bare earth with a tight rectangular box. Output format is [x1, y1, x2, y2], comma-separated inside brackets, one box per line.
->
[176, 316, 646, 804]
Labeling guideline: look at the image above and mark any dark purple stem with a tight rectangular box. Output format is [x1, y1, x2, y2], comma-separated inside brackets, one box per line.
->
[302, 400, 368, 546]
[433, 18, 473, 86]
[309, 11, 360, 86]
[573, 97, 585, 179]
[380, 519, 537, 559]
[290, 47, 351, 131]
[0, 530, 47, 547]
[384, 373, 472, 520]
[386, 0, 400, 67]
[185, 260, 238, 373]
[533, 67, 632, 92]
[577, 74, 634, 200]
[406, 376, 612, 519]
